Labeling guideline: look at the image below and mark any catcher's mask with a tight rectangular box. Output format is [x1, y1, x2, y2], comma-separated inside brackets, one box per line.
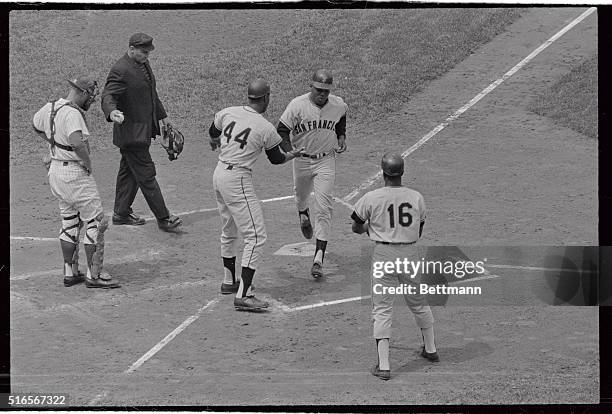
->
[161, 123, 184, 161]
[68, 76, 99, 111]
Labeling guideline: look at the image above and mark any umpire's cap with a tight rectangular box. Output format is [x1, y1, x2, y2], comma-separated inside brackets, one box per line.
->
[129, 32, 155, 51]
[247, 79, 270, 99]
[381, 152, 404, 177]
[311, 69, 333, 90]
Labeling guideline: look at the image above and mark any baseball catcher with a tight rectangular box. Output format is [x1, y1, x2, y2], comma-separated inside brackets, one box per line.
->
[33, 76, 120, 288]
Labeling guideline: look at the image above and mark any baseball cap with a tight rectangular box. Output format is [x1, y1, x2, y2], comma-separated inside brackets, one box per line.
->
[129, 32, 155, 51]
[311, 69, 333, 90]
[247, 79, 270, 99]
[67, 76, 98, 93]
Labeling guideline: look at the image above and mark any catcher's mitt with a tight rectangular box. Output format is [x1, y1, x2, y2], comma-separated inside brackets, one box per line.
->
[161, 123, 184, 161]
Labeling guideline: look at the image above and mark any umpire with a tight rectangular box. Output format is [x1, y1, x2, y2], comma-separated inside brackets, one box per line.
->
[101, 32, 182, 232]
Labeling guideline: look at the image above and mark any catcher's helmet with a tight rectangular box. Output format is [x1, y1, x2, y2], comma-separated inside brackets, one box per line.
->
[312, 69, 333, 90]
[247, 79, 270, 99]
[381, 152, 404, 177]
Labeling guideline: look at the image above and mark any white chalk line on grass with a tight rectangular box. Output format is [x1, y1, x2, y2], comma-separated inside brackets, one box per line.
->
[124, 298, 220, 374]
[282, 271, 501, 313]
[342, 7, 596, 204]
[89, 298, 220, 405]
[10, 249, 164, 281]
[10, 194, 299, 241]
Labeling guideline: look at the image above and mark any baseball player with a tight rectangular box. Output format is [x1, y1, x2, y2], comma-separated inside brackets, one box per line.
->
[277, 69, 348, 279]
[351, 153, 437, 381]
[32, 76, 119, 289]
[209, 79, 304, 311]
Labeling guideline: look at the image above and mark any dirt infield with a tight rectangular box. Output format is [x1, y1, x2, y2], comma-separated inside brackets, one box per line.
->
[9, 8, 598, 406]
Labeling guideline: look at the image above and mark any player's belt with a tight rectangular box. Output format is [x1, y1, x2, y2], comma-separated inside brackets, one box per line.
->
[51, 159, 81, 166]
[219, 160, 250, 171]
[300, 151, 331, 159]
[375, 241, 417, 245]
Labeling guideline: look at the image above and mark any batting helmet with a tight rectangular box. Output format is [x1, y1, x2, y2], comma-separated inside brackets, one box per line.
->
[381, 152, 404, 176]
[312, 69, 333, 90]
[247, 79, 270, 99]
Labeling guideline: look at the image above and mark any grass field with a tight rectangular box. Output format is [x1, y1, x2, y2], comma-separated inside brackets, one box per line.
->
[10, 9, 522, 163]
[8, 7, 599, 407]
[529, 54, 597, 138]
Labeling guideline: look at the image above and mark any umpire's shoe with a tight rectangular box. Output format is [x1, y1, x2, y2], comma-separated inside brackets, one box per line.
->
[311, 262, 323, 279]
[234, 295, 269, 311]
[299, 211, 313, 239]
[113, 212, 145, 226]
[157, 215, 182, 232]
[420, 346, 440, 362]
[370, 364, 391, 381]
[85, 272, 120, 289]
[221, 282, 240, 295]
[63, 271, 86, 287]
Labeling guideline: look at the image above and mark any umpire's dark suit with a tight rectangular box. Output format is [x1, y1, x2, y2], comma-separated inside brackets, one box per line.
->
[101, 53, 170, 220]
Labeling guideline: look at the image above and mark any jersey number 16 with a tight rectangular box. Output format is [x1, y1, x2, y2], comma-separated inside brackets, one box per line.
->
[224, 121, 251, 149]
[387, 202, 413, 228]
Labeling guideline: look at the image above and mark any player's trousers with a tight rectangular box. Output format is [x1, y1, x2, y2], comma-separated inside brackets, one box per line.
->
[213, 161, 267, 270]
[48, 159, 104, 222]
[293, 153, 335, 241]
[371, 242, 434, 339]
[114, 146, 170, 220]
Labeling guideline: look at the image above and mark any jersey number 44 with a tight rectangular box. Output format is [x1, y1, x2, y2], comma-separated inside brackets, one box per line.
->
[223, 121, 251, 150]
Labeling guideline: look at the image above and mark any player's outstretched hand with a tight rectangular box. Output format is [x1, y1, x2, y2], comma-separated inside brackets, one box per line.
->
[336, 136, 347, 153]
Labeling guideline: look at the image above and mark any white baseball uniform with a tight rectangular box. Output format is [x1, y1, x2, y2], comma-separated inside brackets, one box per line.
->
[33, 99, 103, 224]
[212, 105, 283, 270]
[279, 93, 347, 241]
[353, 186, 433, 339]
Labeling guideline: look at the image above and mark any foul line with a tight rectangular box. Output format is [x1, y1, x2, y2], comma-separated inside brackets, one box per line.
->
[342, 7, 596, 203]
[285, 271, 501, 313]
[88, 298, 219, 405]
[124, 298, 219, 374]
[10, 249, 164, 281]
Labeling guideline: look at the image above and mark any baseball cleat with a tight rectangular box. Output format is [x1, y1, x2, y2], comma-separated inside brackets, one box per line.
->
[299, 212, 313, 239]
[85, 276, 120, 289]
[157, 215, 182, 232]
[63, 272, 86, 287]
[234, 295, 269, 311]
[370, 364, 391, 381]
[420, 346, 440, 362]
[221, 282, 240, 295]
[311, 262, 323, 279]
[112, 212, 145, 226]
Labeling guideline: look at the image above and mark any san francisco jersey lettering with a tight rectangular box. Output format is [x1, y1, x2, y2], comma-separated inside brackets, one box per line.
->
[353, 186, 426, 243]
[214, 106, 282, 169]
[279, 93, 347, 154]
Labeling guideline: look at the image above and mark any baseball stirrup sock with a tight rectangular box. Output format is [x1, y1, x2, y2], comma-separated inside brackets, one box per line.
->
[421, 327, 436, 353]
[376, 338, 390, 370]
[314, 239, 327, 263]
[223, 256, 237, 284]
[237, 267, 255, 298]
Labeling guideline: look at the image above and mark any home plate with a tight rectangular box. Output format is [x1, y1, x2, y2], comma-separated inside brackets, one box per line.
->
[274, 242, 316, 256]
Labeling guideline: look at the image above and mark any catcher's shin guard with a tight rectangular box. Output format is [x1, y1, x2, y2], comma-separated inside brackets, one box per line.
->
[60, 214, 83, 273]
[84, 213, 108, 276]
